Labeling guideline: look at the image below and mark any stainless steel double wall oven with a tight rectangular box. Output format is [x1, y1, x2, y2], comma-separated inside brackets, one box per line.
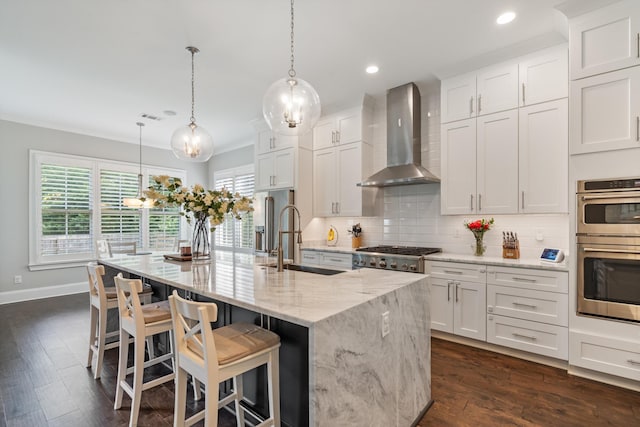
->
[577, 177, 640, 322]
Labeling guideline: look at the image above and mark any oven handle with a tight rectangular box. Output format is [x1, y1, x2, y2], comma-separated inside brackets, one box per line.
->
[580, 194, 640, 201]
[583, 247, 640, 255]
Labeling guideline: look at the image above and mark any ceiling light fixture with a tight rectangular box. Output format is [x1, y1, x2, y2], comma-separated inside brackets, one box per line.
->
[496, 11, 516, 25]
[366, 65, 379, 74]
[170, 46, 214, 162]
[123, 122, 155, 209]
[262, 0, 321, 135]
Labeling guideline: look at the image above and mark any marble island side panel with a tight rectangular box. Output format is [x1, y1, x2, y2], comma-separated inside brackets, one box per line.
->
[310, 277, 431, 427]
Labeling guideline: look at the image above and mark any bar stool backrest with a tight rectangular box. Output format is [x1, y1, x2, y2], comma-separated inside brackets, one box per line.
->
[87, 262, 107, 304]
[114, 273, 144, 331]
[109, 241, 137, 255]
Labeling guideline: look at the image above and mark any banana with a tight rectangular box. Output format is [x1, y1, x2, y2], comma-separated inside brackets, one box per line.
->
[327, 228, 335, 241]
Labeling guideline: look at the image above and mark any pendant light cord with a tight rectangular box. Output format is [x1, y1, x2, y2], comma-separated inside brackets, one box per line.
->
[138, 122, 143, 175]
[289, 0, 296, 78]
[190, 48, 196, 123]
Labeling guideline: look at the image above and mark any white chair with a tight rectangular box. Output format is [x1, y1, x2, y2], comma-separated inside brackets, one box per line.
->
[169, 291, 281, 427]
[96, 239, 111, 258]
[109, 241, 137, 255]
[86, 263, 153, 380]
[113, 274, 175, 427]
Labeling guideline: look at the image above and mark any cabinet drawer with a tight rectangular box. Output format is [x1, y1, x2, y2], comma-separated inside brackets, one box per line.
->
[427, 261, 486, 283]
[321, 252, 352, 269]
[487, 314, 568, 360]
[487, 266, 568, 293]
[570, 332, 640, 381]
[487, 285, 568, 326]
[300, 250, 321, 266]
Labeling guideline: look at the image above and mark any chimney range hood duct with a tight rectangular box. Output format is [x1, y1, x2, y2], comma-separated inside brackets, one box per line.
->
[358, 83, 440, 187]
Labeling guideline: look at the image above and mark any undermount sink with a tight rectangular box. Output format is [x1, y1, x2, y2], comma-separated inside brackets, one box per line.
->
[264, 263, 345, 276]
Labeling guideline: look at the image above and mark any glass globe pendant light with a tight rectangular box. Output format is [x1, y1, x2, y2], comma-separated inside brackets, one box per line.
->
[170, 46, 214, 162]
[123, 122, 155, 208]
[263, 0, 321, 135]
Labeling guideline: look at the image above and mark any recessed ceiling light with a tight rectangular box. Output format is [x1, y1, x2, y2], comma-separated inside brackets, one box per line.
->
[496, 11, 516, 25]
[366, 65, 379, 74]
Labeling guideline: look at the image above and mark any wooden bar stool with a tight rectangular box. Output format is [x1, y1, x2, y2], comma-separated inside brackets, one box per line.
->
[169, 291, 281, 427]
[113, 274, 175, 427]
[86, 263, 153, 380]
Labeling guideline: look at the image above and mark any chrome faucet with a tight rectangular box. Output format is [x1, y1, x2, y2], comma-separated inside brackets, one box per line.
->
[277, 204, 303, 272]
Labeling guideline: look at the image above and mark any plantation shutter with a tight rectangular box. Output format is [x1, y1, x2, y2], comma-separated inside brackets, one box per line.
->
[40, 164, 93, 257]
[214, 176, 235, 248]
[234, 173, 254, 249]
[99, 169, 141, 247]
[148, 175, 181, 250]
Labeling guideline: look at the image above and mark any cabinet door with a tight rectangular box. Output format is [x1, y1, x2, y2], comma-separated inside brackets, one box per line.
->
[519, 99, 568, 213]
[476, 110, 518, 214]
[272, 149, 295, 189]
[570, 0, 640, 80]
[453, 280, 486, 341]
[255, 153, 274, 190]
[430, 278, 454, 333]
[441, 119, 477, 214]
[313, 148, 336, 217]
[441, 72, 476, 123]
[336, 143, 363, 216]
[272, 133, 297, 151]
[257, 129, 274, 154]
[519, 46, 568, 107]
[476, 63, 518, 116]
[570, 66, 640, 154]
[312, 118, 336, 150]
[336, 111, 362, 144]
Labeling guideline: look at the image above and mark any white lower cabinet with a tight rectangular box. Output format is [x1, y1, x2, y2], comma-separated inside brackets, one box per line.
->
[428, 262, 487, 341]
[300, 250, 352, 270]
[570, 332, 640, 381]
[428, 260, 569, 360]
[487, 315, 568, 359]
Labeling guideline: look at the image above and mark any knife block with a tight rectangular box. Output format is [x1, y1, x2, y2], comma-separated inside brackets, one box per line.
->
[351, 236, 362, 248]
[502, 243, 520, 259]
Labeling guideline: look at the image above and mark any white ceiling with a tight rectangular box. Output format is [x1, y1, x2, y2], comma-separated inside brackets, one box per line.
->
[0, 0, 588, 153]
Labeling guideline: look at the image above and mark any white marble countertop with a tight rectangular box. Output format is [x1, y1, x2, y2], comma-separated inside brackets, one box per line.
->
[100, 252, 425, 327]
[423, 252, 569, 272]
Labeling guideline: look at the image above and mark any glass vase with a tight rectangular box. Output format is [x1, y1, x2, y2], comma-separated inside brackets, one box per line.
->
[192, 215, 211, 260]
[472, 231, 486, 256]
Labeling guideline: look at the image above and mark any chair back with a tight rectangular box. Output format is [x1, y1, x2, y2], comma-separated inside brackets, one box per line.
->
[96, 239, 111, 258]
[114, 273, 144, 328]
[169, 291, 219, 372]
[109, 241, 137, 255]
[87, 262, 107, 301]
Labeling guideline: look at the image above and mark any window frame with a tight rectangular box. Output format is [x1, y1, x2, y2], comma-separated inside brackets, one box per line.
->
[213, 164, 255, 253]
[29, 150, 186, 270]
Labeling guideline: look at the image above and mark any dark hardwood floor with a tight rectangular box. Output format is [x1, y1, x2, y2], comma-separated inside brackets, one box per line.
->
[1, 293, 639, 426]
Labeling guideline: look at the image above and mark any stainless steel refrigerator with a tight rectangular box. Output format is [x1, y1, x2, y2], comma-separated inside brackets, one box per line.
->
[254, 189, 295, 259]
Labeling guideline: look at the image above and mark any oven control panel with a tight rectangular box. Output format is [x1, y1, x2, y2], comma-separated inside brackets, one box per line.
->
[352, 254, 422, 273]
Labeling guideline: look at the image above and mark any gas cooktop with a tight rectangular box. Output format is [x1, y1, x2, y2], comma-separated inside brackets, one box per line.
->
[355, 245, 442, 257]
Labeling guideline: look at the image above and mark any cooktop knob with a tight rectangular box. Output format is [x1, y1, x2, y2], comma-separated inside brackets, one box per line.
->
[390, 262, 397, 269]
[369, 259, 377, 266]
[401, 264, 408, 270]
[379, 260, 387, 268]
[409, 264, 417, 271]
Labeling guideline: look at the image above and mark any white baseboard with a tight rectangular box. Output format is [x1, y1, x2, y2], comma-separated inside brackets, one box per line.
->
[0, 282, 86, 305]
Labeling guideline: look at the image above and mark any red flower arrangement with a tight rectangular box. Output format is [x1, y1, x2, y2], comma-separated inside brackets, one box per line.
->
[464, 218, 494, 256]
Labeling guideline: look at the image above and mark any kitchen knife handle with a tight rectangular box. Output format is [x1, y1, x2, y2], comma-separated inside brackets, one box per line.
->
[470, 194, 474, 211]
[522, 83, 526, 105]
[478, 194, 482, 211]
[469, 97, 474, 115]
[477, 94, 482, 113]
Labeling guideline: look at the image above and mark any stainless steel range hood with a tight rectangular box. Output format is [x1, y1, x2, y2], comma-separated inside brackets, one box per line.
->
[358, 83, 440, 187]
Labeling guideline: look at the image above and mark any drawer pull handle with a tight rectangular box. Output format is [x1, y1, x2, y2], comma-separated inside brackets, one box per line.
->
[469, 96, 474, 115]
[455, 282, 460, 302]
[627, 359, 640, 366]
[512, 277, 536, 283]
[444, 270, 463, 275]
[512, 332, 537, 341]
[513, 301, 537, 309]
[447, 282, 451, 302]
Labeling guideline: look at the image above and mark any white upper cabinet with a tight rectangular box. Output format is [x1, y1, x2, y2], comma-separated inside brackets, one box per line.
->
[256, 128, 297, 155]
[441, 72, 477, 123]
[476, 110, 519, 214]
[476, 63, 519, 116]
[312, 108, 370, 150]
[441, 119, 477, 215]
[519, 99, 568, 213]
[570, 0, 640, 80]
[519, 46, 568, 106]
[255, 148, 295, 190]
[441, 63, 518, 123]
[570, 66, 640, 154]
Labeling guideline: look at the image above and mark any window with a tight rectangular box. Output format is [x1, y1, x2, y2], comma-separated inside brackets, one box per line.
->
[213, 165, 254, 252]
[30, 151, 185, 269]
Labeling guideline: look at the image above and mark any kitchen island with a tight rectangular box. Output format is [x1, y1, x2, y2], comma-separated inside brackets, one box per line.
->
[100, 251, 431, 427]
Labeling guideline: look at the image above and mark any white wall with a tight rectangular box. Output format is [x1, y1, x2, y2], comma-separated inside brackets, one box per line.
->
[0, 120, 208, 295]
[304, 81, 570, 259]
[208, 144, 254, 187]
